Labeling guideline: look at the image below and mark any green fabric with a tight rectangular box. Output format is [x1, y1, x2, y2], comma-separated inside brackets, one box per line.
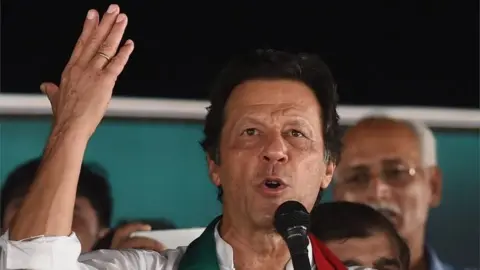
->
[178, 216, 222, 270]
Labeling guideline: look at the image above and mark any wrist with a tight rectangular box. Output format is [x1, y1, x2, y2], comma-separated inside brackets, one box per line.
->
[50, 122, 92, 146]
[51, 119, 94, 142]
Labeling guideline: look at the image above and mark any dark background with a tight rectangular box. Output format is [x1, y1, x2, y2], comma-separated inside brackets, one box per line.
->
[2, 1, 478, 108]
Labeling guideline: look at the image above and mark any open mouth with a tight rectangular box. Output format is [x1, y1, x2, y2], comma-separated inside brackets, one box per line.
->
[377, 208, 398, 220]
[264, 179, 283, 188]
[260, 178, 287, 194]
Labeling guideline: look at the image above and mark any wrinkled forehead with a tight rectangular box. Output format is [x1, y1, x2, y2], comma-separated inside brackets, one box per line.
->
[339, 121, 421, 168]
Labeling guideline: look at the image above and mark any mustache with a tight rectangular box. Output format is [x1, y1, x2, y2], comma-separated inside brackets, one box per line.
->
[365, 202, 401, 215]
[263, 162, 292, 175]
[256, 166, 291, 178]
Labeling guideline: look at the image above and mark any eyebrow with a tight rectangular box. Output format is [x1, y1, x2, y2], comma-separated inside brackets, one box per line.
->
[374, 257, 401, 268]
[381, 158, 408, 166]
[284, 118, 314, 129]
[232, 116, 266, 128]
[342, 259, 362, 267]
[346, 158, 408, 170]
[347, 165, 370, 171]
[234, 115, 314, 129]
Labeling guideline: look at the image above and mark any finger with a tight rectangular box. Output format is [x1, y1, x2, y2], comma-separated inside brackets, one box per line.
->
[91, 13, 128, 69]
[115, 237, 166, 252]
[111, 223, 151, 248]
[104, 39, 134, 77]
[40, 82, 59, 100]
[40, 82, 60, 114]
[76, 4, 120, 67]
[65, 10, 99, 69]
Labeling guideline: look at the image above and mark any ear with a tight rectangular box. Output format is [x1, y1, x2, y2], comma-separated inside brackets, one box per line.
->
[97, 227, 111, 239]
[207, 153, 221, 187]
[429, 166, 442, 207]
[320, 161, 336, 189]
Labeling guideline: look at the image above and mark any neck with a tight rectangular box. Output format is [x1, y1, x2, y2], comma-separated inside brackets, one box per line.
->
[220, 214, 291, 269]
[406, 227, 428, 270]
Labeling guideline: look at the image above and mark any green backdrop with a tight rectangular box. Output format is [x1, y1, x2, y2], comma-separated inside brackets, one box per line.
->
[0, 118, 478, 267]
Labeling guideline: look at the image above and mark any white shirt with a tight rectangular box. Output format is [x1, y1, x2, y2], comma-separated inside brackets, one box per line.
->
[0, 224, 314, 270]
[214, 223, 314, 270]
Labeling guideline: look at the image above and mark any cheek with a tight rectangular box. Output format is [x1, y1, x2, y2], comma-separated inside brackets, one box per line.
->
[73, 217, 97, 237]
[299, 155, 326, 183]
[72, 206, 101, 237]
[2, 208, 17, 230]
[297, 156, 327, 205]
[340, 190, 365, 202]
[298, 140, 326, 178]
[73, 215, 101, 251]
[220, 152, 256, 191]
[396, 183, 431, 219]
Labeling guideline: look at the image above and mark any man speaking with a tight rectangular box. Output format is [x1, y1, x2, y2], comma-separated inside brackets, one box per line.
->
[1, 5, 345, 270]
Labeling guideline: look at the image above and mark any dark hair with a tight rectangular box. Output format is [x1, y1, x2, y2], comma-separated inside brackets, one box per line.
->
[200, 49, 342, 201]
[0, 158, 113, 228]
[310, 202, 410, 269]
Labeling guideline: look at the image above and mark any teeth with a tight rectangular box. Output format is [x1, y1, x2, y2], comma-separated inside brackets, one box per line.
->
[378, 209, 396, 217]
[264, 180, 281, 189]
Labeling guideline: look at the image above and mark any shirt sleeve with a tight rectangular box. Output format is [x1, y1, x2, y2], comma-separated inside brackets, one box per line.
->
[0, 231, 172, 270]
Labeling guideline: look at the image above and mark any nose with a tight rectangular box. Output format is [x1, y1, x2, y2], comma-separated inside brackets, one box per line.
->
[262, 135, 288, 164]
[365, 176, 391, 200]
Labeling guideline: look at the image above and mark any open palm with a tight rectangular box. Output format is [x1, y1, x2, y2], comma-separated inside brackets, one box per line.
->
[42, 5, 134, 138]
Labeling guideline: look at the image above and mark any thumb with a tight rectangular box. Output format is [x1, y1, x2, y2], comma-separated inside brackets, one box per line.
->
[111, 223, 152, 247]
[40, 82, 59, 101]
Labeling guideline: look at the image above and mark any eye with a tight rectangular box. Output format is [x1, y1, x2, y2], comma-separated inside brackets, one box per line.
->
[288, 129, 305, 138]
[346, 173, 370, 184]
[383, 166, 412, 181]
[241, 128, 259, 136]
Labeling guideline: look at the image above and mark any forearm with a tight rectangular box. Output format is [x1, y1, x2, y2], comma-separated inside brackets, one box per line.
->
[9, 126, 90, 240]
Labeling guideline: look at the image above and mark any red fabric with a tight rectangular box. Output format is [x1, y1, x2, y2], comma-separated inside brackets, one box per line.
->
[309, 233, 347, 270]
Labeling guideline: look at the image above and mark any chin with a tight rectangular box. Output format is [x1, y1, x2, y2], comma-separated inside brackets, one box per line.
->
[250, 212, 276, 230]
[303, 200, 317, 213]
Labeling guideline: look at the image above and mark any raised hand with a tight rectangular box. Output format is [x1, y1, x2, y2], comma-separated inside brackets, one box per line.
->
[110, 223, 166, 253]
[41, 4, 134, 138]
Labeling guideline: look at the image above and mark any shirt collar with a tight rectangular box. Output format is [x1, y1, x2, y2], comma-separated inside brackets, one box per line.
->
[425, 245, 454, 270]
[213, 222, 314, 270]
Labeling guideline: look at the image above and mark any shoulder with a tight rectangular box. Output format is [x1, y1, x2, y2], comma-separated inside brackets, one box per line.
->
[438, 262, 456, 270]
[425, 246, 456, 270]
[79, 246, 188, 269]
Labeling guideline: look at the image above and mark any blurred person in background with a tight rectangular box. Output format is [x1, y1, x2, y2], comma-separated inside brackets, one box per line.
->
[333, 116, 453, 270]
[311, 201, 410, 270]
[0, 6, 348, 269]
[1, 158, 166, 253]
[1, 158, 113, 252]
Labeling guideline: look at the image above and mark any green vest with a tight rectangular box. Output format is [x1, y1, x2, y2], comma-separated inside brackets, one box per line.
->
[177, 215, 222, 270]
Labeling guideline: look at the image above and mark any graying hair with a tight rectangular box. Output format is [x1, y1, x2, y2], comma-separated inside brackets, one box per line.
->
[357, 112, 437, 167]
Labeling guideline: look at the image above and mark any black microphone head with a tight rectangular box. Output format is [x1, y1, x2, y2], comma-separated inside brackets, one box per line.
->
[274, 200, 310, 238]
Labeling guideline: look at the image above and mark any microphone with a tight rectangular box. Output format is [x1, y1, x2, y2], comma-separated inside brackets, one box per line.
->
[274, 201, 311, 270]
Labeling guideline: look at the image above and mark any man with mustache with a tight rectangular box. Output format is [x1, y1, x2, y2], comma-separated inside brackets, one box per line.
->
[0, 5, 347, 270]
[333, 115, 454, 270]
